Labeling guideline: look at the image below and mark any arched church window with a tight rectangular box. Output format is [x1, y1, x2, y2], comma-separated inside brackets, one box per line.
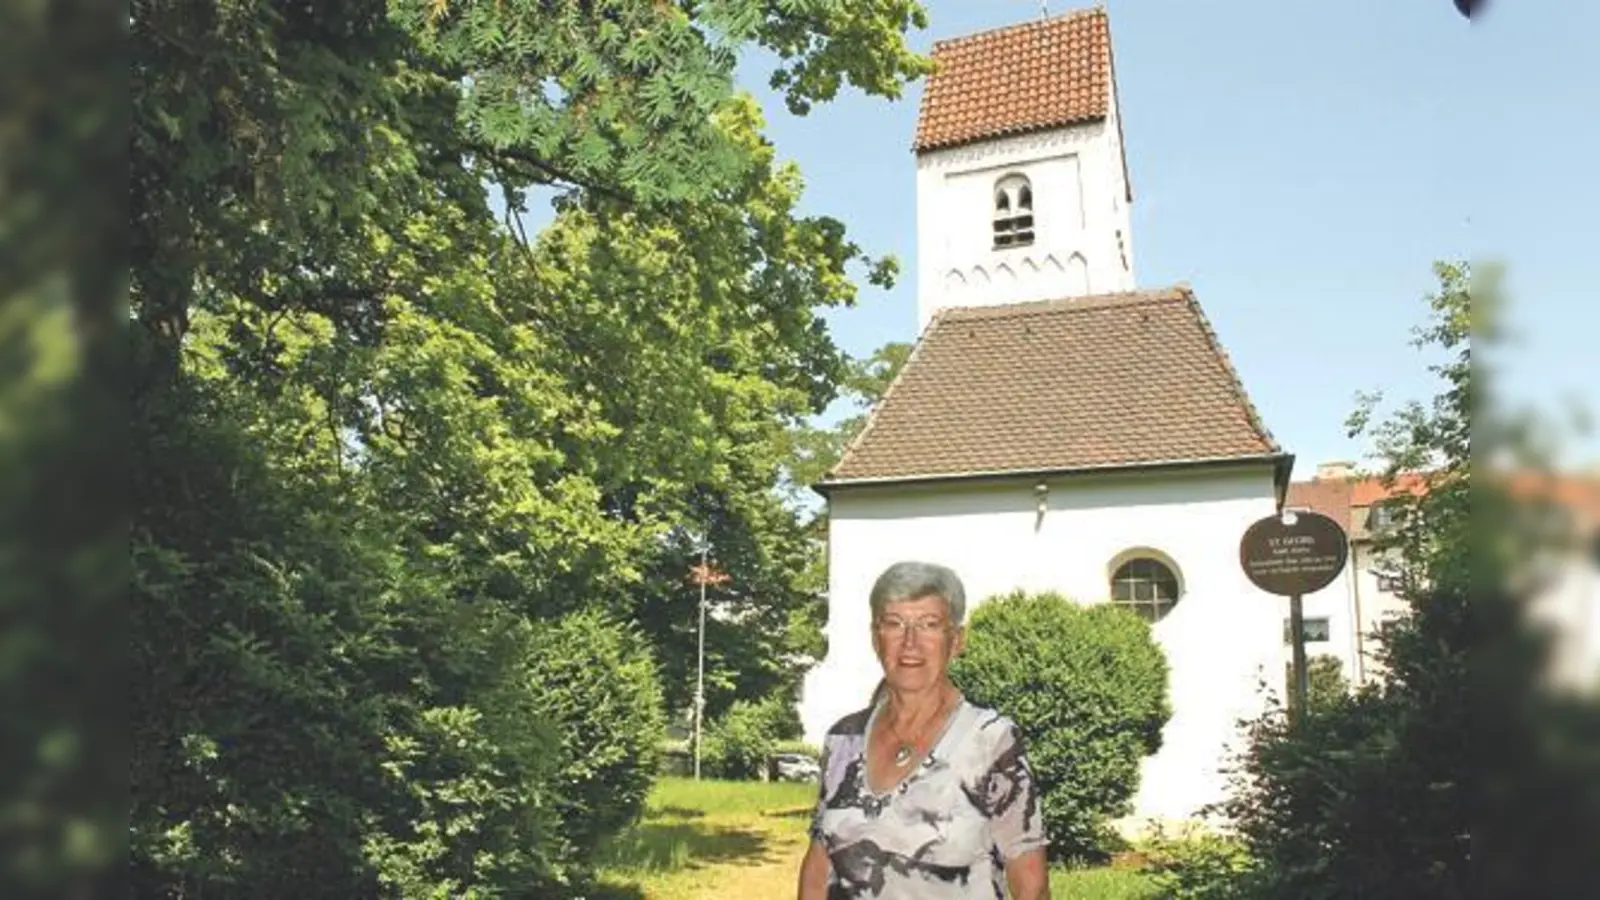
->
[1109, 555, 1182, 623]
[993, 174, 1034, 249]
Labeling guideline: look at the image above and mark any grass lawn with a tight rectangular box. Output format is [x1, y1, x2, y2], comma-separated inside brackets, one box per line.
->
[1050, 865, 1160, 898]
[593, 776, 1159, 899]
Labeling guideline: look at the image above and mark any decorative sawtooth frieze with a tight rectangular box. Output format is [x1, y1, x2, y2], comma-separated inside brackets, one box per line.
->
[942, 249, 1090, 306]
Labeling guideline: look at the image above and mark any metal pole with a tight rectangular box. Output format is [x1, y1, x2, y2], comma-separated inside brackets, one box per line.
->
[1288, 592, 1309, 725]
[694, 544, 707, 780]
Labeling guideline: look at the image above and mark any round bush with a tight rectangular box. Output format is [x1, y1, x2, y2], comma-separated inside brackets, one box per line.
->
[949, 590, 1171, 863]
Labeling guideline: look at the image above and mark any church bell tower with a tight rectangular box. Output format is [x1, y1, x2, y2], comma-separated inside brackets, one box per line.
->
[912, 7, 1135, 331]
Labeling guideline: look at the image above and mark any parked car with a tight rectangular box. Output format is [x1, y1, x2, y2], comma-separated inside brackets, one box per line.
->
[773, 752, 820, 782]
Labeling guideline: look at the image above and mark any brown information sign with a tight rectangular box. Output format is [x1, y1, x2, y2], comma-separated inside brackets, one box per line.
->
[1239, 509, 1349, 597]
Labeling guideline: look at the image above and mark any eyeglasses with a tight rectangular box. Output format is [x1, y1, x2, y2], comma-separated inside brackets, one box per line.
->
[875, 617, 950, 641]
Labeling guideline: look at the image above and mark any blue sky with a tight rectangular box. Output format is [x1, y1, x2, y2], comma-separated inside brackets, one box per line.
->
[729, 0, 1599, 474]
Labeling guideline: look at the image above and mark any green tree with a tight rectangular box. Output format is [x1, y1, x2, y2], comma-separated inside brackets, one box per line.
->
[1207, 262, 1473, 898]
[1210, 261, 1600, 898]
[0, 5, 124, 896]
[513, 96, 901, 721]
[781, 340, 913, 500]
[132, 0, 933, 350]
[128, 1, 935, 896]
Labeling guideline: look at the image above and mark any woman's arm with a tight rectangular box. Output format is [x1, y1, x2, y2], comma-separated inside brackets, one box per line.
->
[985, 718, 1050, 899]
[1004, 847, 1050, 900]
[796, 839, 831, 900]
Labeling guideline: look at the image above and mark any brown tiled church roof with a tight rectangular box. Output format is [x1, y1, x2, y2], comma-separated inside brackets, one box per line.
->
[820, 287, 1284, 487]
[913, 8, 1114, 153]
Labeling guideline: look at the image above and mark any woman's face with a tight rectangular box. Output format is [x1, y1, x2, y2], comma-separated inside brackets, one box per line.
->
[873, 594, 963, 693]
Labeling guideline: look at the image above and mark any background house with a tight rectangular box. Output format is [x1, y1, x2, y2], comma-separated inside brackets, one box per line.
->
[1513, 470, 1600, 695]
[1287, 463, 1600, 694]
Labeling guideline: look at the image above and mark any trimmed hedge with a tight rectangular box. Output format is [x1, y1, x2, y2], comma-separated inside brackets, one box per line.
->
[950, 590, 1171, 863]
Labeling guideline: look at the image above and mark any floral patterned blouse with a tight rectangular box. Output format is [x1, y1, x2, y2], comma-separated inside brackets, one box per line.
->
[808, 696, 1049, 898]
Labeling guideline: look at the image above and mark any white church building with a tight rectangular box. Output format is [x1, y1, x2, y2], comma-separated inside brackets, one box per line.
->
[798, 8, 1298, 827]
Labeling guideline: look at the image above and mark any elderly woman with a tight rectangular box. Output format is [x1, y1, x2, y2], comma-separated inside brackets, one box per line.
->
[797, 561, 1050, 899]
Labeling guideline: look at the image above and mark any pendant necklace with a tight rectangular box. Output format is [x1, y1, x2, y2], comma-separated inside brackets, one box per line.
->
[892, 743, 915, 768]
[888, 691, 950, 769]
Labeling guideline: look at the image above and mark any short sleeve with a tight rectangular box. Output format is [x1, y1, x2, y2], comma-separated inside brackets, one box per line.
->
[983, 720, 1048, 859]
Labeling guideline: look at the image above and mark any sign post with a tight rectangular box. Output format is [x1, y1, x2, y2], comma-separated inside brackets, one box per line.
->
[1286, 592, 1310, 720]
[1240, 508, 1349, 724]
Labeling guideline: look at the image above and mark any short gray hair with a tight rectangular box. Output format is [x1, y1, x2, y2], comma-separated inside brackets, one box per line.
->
[868, 561, 967, 625]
